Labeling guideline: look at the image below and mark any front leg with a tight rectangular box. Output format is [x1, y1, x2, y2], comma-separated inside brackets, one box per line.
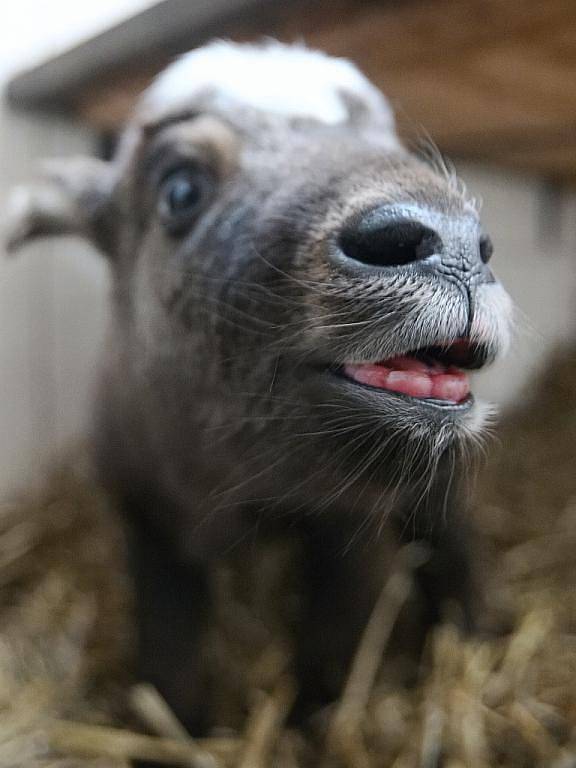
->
[397, 464, 483, 634]
[128, 518, 213, 737]
[293, 521, 386, 719]
[405, 513, 478, 632]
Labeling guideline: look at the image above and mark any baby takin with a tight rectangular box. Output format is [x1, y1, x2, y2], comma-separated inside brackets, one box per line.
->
[8, 41, 512, 734]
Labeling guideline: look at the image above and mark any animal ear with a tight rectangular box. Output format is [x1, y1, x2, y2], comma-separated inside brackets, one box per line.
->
[338, 88, 401, 149]
[5, 157, 116, 257]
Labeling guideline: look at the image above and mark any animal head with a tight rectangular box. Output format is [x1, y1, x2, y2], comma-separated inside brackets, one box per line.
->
[7, 41, 512, 515]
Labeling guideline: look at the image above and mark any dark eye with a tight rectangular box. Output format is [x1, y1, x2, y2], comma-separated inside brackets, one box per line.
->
[479, 234, 494, 264]
[158, 166, 212, 234]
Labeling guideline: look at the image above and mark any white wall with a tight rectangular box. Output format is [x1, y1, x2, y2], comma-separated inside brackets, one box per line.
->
[0, 1, 157, 491]
[0, 104, 109, 490]
[461, 164, 576, 407]
[0, 0, 157, 74]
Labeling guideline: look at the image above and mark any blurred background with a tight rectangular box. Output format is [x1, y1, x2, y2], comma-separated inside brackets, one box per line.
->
[1, 0, 575, 492]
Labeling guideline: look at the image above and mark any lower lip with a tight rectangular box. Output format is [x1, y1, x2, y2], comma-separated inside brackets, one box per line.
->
[340, 358, 471, 406]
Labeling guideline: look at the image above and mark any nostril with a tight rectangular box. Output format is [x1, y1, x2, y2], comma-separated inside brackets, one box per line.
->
[479, 234, 493, 264]
[339, 213, 442, 269]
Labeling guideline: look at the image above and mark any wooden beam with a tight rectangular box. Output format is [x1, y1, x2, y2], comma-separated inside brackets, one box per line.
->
[8, 0, 576, 181]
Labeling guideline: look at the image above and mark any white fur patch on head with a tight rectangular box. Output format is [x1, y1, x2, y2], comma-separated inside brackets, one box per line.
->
[142, 40, 397, 133]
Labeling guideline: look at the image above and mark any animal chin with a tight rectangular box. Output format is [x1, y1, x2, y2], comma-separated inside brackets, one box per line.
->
[338, 339, 490, 407]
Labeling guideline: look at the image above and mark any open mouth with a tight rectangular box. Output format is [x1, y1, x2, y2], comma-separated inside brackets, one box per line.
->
[340, 339, 489, 406]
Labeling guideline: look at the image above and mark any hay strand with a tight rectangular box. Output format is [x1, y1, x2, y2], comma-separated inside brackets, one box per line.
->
[237, 676, 296, 768]
[47, 721, 238, 767]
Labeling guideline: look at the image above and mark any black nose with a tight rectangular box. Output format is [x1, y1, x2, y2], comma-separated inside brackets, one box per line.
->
[339, 207, 443, 269]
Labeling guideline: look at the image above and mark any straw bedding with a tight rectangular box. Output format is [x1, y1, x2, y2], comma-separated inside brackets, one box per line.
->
[1, 345, 575, 768]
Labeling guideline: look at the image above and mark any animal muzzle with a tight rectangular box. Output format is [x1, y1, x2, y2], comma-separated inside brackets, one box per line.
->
[320, 202, 512, 406]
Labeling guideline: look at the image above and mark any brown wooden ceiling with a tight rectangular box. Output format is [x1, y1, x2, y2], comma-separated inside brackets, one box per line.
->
[9, 0, 576, 181]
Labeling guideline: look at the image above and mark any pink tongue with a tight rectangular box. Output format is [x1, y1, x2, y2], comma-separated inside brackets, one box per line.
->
[343, 356, 470, 403]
